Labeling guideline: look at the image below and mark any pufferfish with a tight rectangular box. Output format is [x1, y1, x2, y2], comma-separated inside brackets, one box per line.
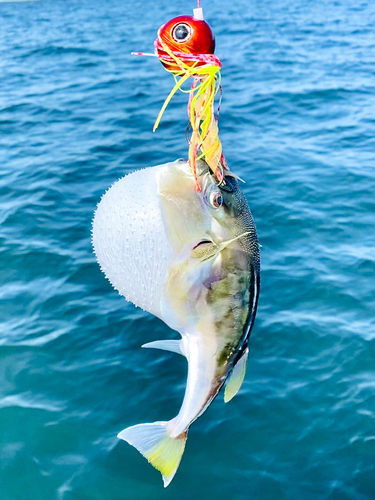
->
[92, 159, 260, 486]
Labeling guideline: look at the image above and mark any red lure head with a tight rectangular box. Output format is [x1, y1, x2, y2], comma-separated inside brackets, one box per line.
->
[155, 15, 215, 72]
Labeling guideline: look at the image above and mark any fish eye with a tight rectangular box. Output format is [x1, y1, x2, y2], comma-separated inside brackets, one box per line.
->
[211, 191, 223, 208]
[172, 23, 191, 42]
[204, 185, 224, 209]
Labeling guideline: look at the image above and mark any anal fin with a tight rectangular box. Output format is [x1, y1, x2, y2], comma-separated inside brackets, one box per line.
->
[224, 348, 249, 403]
[142, 339, 185, 356]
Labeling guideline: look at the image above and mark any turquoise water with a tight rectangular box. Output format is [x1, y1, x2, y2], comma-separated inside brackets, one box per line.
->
[1, 0, 374, 498]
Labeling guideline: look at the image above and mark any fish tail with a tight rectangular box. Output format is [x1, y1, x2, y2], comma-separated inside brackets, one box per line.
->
[118, 421, 187, 487]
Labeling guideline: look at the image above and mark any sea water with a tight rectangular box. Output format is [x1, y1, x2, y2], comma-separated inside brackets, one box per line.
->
[0, 0, 374, 498]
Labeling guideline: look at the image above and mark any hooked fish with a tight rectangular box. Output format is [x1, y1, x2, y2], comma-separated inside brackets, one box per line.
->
[92, 159, 260, 486]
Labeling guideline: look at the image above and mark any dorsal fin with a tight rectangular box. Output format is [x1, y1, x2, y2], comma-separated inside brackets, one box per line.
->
[224, 348, 249, 403]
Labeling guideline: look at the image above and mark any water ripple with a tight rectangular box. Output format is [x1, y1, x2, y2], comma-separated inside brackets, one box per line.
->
[0, 0, 374, 498]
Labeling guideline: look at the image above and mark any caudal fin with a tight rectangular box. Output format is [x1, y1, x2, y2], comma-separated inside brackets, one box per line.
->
[118, 422, 187, 487]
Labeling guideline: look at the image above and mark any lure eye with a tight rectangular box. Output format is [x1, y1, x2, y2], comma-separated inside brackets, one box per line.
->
[172, 23, 191, 42]
[204, 184, 224, 209]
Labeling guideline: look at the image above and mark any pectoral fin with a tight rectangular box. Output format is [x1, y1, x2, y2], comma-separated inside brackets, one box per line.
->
[217, 231, 251, 253]
[224, 348, 249, 403]
[142, 340, 185, 356]
[191, 232, 252, 263]
[191, 240, 219, 261]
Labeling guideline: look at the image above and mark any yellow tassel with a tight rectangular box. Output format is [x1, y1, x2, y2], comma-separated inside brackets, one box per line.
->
[154, 37, 224, 189]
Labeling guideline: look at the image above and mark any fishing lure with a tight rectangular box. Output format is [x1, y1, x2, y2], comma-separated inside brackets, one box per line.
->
[133, 3, 228, 191]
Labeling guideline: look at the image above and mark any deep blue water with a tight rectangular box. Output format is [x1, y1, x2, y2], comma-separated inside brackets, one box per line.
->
[1, 0, 375, 498]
